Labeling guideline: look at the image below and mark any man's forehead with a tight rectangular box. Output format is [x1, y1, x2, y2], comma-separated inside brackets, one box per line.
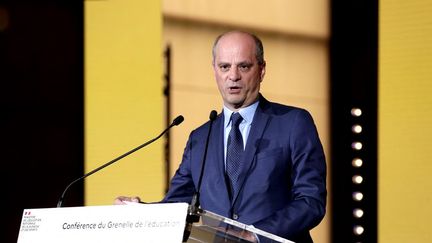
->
[214, 51, 255, 63]
[214, 56, 254, 64]
[215, 42, 256, 62]
[217, 33, 255, 49]
[219, 31, 255, 42]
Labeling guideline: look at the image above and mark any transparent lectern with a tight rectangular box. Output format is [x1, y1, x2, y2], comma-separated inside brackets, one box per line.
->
[187, 209, 294, 243]
[17, 203, 295, 243]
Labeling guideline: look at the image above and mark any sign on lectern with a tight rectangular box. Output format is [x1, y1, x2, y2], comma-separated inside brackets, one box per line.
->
[17, 203, 188, 243]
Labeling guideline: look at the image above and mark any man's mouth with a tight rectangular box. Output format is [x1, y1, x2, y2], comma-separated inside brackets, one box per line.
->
[228, 86, 242, 94]
[229, 86, 241, 91]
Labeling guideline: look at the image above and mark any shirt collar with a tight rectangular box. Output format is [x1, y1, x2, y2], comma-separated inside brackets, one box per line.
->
[223, 100, 259, 128]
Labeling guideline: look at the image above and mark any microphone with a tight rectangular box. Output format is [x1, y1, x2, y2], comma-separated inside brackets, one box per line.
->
[193, 110, 218, 208]
[183, 110, 217, 242]
[57, 115, 184, 208]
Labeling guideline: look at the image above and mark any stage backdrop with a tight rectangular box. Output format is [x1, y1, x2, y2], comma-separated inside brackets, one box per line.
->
[85, 0, 164, 205]
[162, 1, 330, 242]
[379, 0, 432, 242]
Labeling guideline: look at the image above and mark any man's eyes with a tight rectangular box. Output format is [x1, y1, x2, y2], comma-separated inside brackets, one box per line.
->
[218, 64, 252, 72]
[239, 65, 251, 71]
[219, 64, 230, 71]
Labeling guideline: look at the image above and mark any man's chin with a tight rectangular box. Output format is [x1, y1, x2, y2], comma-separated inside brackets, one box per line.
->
[231, 102, 246, 110]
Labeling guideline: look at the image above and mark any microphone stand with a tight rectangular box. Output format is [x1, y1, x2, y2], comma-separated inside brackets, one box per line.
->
[57, 115, 184, 208]
[183, 110, 217, 242]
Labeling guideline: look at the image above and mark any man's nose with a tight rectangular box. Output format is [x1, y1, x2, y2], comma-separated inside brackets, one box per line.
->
[228, 67, 241, 81]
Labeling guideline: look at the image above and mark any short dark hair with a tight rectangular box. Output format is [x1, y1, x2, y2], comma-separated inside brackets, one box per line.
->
[212, 31, 265, 66]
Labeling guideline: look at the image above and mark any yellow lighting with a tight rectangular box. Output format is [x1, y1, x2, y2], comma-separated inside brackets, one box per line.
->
[352, 142, 363, 150]
[352, 158, 363, 167]
[352, 124, 363, 133]
[354, 225, 365, 235]
[351, 108, 362, 117]
[353, 192, 364, 201]
[353, 175, 364, 184]
[353, 208, 364, 218]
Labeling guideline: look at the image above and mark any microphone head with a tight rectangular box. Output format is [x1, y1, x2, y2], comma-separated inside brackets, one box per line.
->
[209, 110, 217, 121]
[173, 115, 184, 126]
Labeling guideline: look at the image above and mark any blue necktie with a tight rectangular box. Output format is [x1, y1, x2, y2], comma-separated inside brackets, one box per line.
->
[226, 112, 244, 199]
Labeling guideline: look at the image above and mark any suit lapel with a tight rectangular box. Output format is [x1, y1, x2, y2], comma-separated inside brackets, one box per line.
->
[210, 112, 231, 201]
[232, 98, 271, 204]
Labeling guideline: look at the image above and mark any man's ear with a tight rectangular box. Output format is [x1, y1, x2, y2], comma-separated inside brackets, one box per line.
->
[260, 61, 266, 82]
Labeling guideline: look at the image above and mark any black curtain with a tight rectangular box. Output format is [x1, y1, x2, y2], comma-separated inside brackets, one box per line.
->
[0, 1, 84, 242]
[330, 0, 378, 242]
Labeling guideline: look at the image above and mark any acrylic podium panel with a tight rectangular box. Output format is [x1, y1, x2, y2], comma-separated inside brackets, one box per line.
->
[187, 209, 295, 243]
[17, 203, 189, 243]
[17, 202, 294, 243]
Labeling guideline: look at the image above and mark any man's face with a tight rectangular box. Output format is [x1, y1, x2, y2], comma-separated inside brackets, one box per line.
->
[213, 33, 265, 111]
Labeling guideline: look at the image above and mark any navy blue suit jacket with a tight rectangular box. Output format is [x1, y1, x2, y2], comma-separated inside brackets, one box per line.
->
[163, 95, 327, 242]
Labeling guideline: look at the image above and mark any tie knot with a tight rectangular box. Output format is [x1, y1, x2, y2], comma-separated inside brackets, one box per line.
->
[231, 112, 243, 127]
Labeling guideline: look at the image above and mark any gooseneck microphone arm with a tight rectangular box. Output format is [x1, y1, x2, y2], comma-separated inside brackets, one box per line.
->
[191, 110, 218, 211]
[57, 115, 184, 208]
[183, 110, 217, 242]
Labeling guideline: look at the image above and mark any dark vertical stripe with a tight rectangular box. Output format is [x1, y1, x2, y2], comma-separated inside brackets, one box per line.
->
[330, 0, 378, 242]
[1, 1, 84, 242]
[163, 44, 171, 193]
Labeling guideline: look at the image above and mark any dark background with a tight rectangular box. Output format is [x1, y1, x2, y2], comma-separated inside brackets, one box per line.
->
[1, 2, 83, 242]
[330, 0, 378, 242]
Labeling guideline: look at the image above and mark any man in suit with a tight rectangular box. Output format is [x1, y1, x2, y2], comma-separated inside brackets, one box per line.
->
[116, 30, 326, 243]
